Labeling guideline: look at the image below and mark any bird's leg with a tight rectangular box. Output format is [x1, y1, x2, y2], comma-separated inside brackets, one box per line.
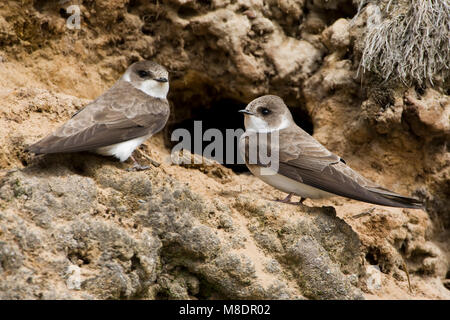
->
[274, 193, 294, 203]
[127, 155, 150, 171]
[135, 148, 160, 167]
[298, 197, 306, 204]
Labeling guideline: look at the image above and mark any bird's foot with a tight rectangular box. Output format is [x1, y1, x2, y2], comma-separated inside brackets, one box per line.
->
[273, 195, 307, 206]
[127, 155, 151, 171]
[273, 193, 295, 204]
[127, 163, 150, 171]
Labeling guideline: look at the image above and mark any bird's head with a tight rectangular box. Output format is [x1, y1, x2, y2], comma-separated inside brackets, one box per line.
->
[123, 60, 169, 99]
[239, 95, 293, 132]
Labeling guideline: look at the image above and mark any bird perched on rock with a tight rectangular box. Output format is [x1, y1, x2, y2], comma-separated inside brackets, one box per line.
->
[27, 60, 170, 170]
[239, 95, 423, 209]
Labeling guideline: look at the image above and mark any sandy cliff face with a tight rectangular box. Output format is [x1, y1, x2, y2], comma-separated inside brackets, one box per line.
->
[0, 0, 448, 299]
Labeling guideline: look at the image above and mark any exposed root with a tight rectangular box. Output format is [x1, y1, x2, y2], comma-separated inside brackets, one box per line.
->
[355, 0, 450, 86]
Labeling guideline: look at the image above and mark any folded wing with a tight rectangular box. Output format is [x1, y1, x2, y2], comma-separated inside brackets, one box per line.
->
[241, 126, 423, 209]
[28, 81, 169, 154]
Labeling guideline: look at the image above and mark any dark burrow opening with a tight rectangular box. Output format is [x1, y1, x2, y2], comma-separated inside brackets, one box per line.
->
[365, 250, 378, 266]
[166, 97, 314, 173]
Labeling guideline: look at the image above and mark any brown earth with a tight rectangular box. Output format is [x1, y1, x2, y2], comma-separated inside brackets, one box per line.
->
[0, 0, 448, 299]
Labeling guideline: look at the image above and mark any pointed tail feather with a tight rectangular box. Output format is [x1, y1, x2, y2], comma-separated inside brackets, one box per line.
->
[367, 189, 424, 209]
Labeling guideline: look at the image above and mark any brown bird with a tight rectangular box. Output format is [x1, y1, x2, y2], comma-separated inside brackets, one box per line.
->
[239, 95, 423, 209]
[27, 60, 170, 170]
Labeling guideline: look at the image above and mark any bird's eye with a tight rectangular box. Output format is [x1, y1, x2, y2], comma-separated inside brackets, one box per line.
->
[137, 70, 150, 78]
[260, 108, 271, 115]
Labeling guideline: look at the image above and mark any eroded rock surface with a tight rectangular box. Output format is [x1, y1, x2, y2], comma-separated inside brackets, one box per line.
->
[0, 0, 448, 299]
[1, 156, 364, 299]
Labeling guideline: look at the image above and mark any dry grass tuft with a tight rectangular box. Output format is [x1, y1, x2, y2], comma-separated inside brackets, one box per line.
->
[355, 0, 450, 86]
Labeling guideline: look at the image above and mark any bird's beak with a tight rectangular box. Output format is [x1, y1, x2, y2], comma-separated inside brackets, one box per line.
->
[155, 77, 168, 83]
[239, 109, 255, 115]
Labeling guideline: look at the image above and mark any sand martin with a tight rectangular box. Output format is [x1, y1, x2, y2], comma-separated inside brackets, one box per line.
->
[27, 60, 170, 170]
[239, 95, 423, 209]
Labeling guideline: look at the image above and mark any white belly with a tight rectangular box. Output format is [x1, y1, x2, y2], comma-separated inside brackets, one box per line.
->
[248, 165, 334, 199]
[95, 135, 150, 162]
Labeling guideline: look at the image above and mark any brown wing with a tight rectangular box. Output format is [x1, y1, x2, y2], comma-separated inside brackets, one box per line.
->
[239, 126, 341, 172]
[28, 81, 170, 154]
[241, 126, 422, 209]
